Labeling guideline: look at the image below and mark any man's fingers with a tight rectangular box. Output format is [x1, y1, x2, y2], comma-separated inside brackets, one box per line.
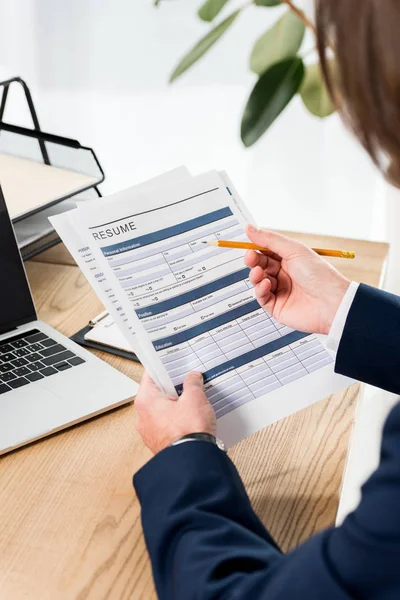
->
[249, 265, 265, 286]
[267, 275, 278, 293]
[140, 370, 165, 392]
[181, 371, 206, 402]
[250, 263, 277, 290]
[255, 278, 272, 303]
[141, 370, 157, 387]
[183, 371, 204, 391]
[137, 371, 164, 405]
[246, 225, 305, 260]
[245, 250, 281, 276]
[245, 249, 266, 269]
[255, 279, 275, 313]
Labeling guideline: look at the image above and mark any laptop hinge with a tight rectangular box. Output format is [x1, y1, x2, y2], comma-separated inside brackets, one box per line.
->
[0, 326, 17, 336]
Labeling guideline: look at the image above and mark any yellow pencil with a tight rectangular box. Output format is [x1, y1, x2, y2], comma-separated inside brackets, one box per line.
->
[204, 240, 355, 259]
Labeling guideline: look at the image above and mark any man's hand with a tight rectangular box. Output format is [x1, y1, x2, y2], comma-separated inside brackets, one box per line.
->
[245, 225, 351, 335]
[135, 371, 216, 454]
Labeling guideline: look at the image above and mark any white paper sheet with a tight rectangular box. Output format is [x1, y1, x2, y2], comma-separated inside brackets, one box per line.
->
[50, 166, 192, 387]
[60, 169, 353, 446]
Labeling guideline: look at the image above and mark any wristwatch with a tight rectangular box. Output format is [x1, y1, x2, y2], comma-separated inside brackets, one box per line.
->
[170, 432, 227, 453]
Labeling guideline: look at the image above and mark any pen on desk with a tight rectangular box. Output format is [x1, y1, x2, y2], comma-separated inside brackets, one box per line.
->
[89, 310, 109, 327]
[203, 240, 356, 259]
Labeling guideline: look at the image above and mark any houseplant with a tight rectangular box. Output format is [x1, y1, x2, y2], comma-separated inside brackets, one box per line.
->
[155, 0, 335, 147]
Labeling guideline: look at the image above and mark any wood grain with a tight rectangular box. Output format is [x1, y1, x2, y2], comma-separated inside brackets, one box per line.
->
[230, 384, 359, 552]
[0, 235, 388, 599]
[30, 241, 76, 266]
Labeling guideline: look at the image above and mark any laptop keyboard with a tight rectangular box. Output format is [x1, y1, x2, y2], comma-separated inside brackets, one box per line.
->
[0, 329, 85, 395]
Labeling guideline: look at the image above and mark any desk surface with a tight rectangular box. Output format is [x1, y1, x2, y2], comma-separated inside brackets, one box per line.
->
[0, 234, 388, 600]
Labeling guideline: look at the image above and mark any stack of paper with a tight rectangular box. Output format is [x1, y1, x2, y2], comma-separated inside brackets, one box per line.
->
[1, 153, 98, 221]
[50, 167, 351, 447]
[84, 314, 133, 353]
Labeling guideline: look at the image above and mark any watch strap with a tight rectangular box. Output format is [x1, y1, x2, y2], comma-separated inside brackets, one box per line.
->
[170, 432, 226, 452]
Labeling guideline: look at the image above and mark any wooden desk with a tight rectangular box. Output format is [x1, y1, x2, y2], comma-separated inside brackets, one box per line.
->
[0, 234, 388, 600]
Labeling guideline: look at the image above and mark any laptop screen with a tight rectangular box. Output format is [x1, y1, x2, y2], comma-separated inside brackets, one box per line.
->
[0, 184, 36, 333]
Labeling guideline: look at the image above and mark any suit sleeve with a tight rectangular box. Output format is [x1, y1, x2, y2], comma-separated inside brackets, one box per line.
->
[134, 402, 400, 600]
[335, 283, 400, 394]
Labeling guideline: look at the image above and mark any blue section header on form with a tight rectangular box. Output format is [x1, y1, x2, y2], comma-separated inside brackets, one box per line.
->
[136, 268, 250, 319]
[153, 300, 260, 350]
[101, 207, 233, 257]
[175, 330, 308, 393]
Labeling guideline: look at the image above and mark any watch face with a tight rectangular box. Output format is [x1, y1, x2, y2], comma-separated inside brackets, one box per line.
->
[216, 438, 227, 452]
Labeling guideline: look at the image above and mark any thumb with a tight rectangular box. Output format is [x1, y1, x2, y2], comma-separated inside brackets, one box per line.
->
[246, 225, 307, 260]
[182, 371, 205, 397]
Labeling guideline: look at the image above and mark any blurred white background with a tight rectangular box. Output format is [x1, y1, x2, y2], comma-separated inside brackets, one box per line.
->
[0, 0, 398, 268]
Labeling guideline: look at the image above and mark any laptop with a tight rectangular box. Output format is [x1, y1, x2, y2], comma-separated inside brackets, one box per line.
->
[0, 184, 138, 454]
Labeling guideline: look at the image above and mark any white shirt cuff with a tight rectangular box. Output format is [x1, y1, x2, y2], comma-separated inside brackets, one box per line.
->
[327, 281, 360, 353]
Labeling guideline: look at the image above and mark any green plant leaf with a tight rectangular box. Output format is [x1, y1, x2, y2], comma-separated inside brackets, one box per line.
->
[169, 10, 240, 83]
[300, 61, 335, 118]
[198, 0, 230, 22]
[255, 0, 281, 6]
[241, 57, 305, 147]
[250, 11, 305, 75]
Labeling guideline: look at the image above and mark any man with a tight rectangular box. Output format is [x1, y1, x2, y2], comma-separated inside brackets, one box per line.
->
[133, 227, 400, 600]
[133, 1, 400, 597]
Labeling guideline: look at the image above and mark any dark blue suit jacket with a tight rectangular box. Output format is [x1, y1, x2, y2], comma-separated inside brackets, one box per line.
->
[134, 284, 400, 599]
